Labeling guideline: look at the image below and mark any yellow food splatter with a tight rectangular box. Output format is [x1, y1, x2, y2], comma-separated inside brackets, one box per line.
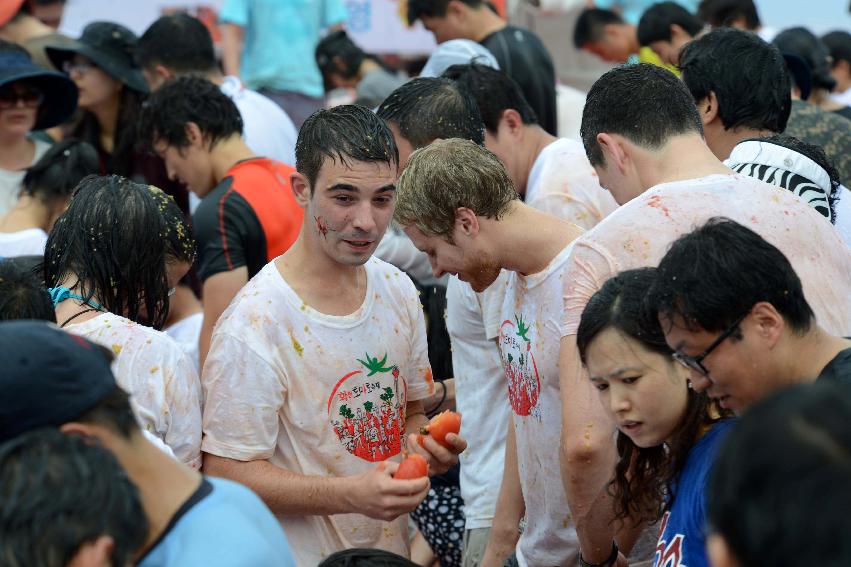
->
[111, 344, 122, 355]
[150, 367, 159, 374]
[290, 331, 304, 357]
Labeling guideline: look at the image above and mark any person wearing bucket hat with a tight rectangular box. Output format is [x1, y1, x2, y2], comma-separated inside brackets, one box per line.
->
[45, 21, 191, 214]
[0, 39, 76, 217]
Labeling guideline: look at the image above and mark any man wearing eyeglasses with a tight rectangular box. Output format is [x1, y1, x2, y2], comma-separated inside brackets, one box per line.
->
[649, 217, 851, 413]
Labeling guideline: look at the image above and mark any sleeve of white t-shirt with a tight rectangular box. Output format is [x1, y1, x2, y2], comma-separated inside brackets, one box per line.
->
[202, 333, 284, 462]
[560, 238, 620, 337]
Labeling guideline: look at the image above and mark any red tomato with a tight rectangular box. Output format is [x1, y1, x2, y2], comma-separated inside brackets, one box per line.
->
[419, 411, 461, 449]
[394, 453, 428, 479]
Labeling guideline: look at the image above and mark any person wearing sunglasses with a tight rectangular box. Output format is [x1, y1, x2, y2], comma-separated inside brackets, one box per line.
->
[0, 39, 76, 216]
[650, 217, 851, 414]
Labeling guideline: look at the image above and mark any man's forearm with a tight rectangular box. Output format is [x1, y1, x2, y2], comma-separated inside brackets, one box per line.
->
[220, 23, 244, 77]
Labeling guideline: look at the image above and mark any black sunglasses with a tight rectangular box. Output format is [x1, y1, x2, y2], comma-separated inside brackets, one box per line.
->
[0, 85, 44, 109]
[672, 312, 748, 376]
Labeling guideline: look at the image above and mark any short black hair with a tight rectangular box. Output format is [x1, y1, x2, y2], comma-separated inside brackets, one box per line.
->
[0, 428, 147, 567]
[138, 76, 243, 151]
[773, 27, 837, 91]
[649, 217, 815, 334]
[136, 13, 217, 74]
[637, 2, 704, 46]
[822, 30, 851, 66]
[315, 30, 367, 90]
[442, 63, 537, 133]
[376, 77, 485, 148]
[74, 386, 139, 439]
[21, 138, 99, 209]
[708, 381, 851, 567]
[697, 0, 761, 29]
[573, 8, 624, 49]
[580, 63, 703, 165]
[0, 260, 55, 323]
[296, 104, 399, 191]
[406, 0, 482, 25]
[679, 28, 791, 133]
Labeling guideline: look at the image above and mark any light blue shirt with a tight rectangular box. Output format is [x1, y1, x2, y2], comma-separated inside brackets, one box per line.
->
[138, 478, 295, 567]
[220, 0, 348, 97]
[595, 0, 699, 24]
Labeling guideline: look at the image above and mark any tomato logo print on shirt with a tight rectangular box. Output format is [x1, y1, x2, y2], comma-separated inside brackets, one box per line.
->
[654, 512, 686, 567]
[327, 353, 408, 462]
[499, 314, 541, 417]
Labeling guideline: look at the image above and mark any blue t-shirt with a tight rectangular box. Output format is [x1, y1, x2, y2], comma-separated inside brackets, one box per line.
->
[220, 0, 348, 97]
[653, 419, 735, 567]
[139, 477, 295, 567]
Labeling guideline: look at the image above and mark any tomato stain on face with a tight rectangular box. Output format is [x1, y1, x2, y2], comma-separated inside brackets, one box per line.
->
[315, 215, 330, 238]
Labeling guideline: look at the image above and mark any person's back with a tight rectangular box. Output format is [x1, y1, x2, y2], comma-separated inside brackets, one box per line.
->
[785, 99, 851, 188]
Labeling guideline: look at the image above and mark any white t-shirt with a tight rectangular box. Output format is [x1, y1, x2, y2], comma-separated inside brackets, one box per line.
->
[66, 312, 203, 469]
[445, 274, 511, 530]
[0, 139, 50, 217]
[202, 257, 433, 567]
[220, 76, 298, 166]
[165, 312, 204, 374]
[497, 242, 579, 567]
[525, 138, 619, 230]
[562, 174, 851, 338]
[0, 227, 47, 258]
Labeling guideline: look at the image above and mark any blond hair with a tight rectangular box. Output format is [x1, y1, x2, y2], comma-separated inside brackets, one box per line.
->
[395, 138, 518, 238]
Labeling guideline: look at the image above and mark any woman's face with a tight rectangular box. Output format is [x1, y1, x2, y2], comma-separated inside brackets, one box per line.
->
[0, 80, 41, 137]
[66, 55, 122, 110]
[585, 327, 690, 448]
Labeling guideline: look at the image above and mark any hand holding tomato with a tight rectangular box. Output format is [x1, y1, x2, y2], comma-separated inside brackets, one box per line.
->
[409, 411, 467, 476]
[348, 461, 429, 521]
[394, 453, 429, 479]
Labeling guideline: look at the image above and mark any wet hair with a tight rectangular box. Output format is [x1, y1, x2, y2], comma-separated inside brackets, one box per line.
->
[708, 381, 851, 567]
[577, 268, 726, 525]
[72, 89, 144, 179]
[20, 139, 99, 208]
[580, 63, 703, 166]
[822, 30, 851, 66]
[315, 30, 368, 89]
[319, 549, 421, 567]
[43, 175, 195, 330]
[0, 428, 147, 567]
[137, 13, 217, 74]
[679, 28, 791, 133]
[0, 260, 55, 323]
[637, 2, 704, 46]
[74, 385, 138, 440]
[697, 0, 761, 30]
[138, 75, 243, 152]
[376, 77, 485, 148]
[573, 8, 624, 49]
[406, 0, 482, 25]
[442, 63, 537, 133]
[296, 104, 398, 192]
[773, 27, 837, 92]
[648, 217, 815, 334]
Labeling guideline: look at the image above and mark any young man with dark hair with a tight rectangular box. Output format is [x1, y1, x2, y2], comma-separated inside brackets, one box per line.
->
[0, 259, 54, 322]
[637, 1, 704, 65]
[557, 62, 851, 565]
[139, 76, 304, 366]
[0, 320, 295, 566]
[407, 0, 557, 136]
[648, 218, 851, 412]
[696, 0, 774, 42]
[0, 428, 147, 567]
[137, 13, 297, 166]
[201, 105, 466, 566]
[822, 30, 851, 106]
[573, 6, 672, 68]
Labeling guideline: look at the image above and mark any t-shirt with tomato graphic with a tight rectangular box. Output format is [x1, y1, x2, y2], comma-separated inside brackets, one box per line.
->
[202, 256, 433, 567]
[497, 242, 580, 567]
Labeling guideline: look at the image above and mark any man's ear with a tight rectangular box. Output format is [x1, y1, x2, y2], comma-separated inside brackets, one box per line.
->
[67, 535, 115, 567]
[154, 64, 173, 82]
[290, 172, 312, 207]
[596, 132, 629, 174]
[184, 122, 205, 148]
[454, 207, 481, 238]
[446, 0, 468, 21]
[59, 422, 102, 442]
[696, 91, 720, 127]
[501, 109, 524, 139]
[749, 301, 786, 349]
[707, 533, 740, 567]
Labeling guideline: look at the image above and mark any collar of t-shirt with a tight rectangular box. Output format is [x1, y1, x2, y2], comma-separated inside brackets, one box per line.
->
[137, 478, 213, 563]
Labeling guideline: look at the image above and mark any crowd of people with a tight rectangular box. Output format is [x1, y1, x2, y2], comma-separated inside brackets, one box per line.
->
[0, 0, 850, 566]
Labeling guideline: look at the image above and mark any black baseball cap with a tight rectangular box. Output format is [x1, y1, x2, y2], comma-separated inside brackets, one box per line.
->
[0, 320, 117, 443]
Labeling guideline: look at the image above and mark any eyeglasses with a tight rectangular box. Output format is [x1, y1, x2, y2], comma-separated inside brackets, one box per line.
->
[672, 312, 748, 377]
[62, 60, 97, 75]
[0, 86, 44, 109]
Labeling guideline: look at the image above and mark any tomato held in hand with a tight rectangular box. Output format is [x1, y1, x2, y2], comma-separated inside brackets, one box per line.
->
[394, 453, 429, 479]
[419, 410, 461, 449]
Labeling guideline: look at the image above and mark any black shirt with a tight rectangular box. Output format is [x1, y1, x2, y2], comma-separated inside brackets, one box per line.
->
[480, 25, 558, 136]
[817, 346, 851, 384]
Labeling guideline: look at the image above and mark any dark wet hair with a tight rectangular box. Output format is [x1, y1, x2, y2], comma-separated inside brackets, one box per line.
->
[72, 89, 144, 179]
[581, 63, 703, 166]
[43, 175, 195, 330]
[697, 0, 761, 29]
[315, 30, 368, 90]
[648, 217, 815, 334]
[137, 13, 217, 74]
[376, 77, 484, 148]
[406, 0, 482, 24]
[138, 75, 243, 151]
[773, 27, 837, 92]
[0, 260, 55, 323]
[0, 428, 147, 567]
[442, 63, 537, 133]
[74, 386, 138, 440]
[708, 381, 851, 567]
[679, 28, 791, 133]
[21, 139, 99, 208]
[637, 2, 704, 46]
[577, 268, 726, 524]
[573, 8, 624, 48]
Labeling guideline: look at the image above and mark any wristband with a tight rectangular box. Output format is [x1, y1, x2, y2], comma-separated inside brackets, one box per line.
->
[579, 542, 618, 567]
[426, 381, 447, 417]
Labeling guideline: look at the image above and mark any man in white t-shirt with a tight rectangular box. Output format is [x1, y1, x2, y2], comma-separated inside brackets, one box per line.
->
[201, 105, 467, 567]
[396, 138, 588, 567]
[555, 63, 851, 565]
[138, 13, 297, 166]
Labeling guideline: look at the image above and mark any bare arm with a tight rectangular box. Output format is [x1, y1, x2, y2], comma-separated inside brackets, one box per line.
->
[199, 267, 248, 370]
[481, 415, 524, 567]
[220, 22, 245, 78]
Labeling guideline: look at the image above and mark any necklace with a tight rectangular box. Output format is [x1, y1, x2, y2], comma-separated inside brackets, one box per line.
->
[60, 307, 102, 328]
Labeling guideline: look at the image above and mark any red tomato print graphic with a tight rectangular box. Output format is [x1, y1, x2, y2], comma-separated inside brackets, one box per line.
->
[499, 314, 541, 416]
